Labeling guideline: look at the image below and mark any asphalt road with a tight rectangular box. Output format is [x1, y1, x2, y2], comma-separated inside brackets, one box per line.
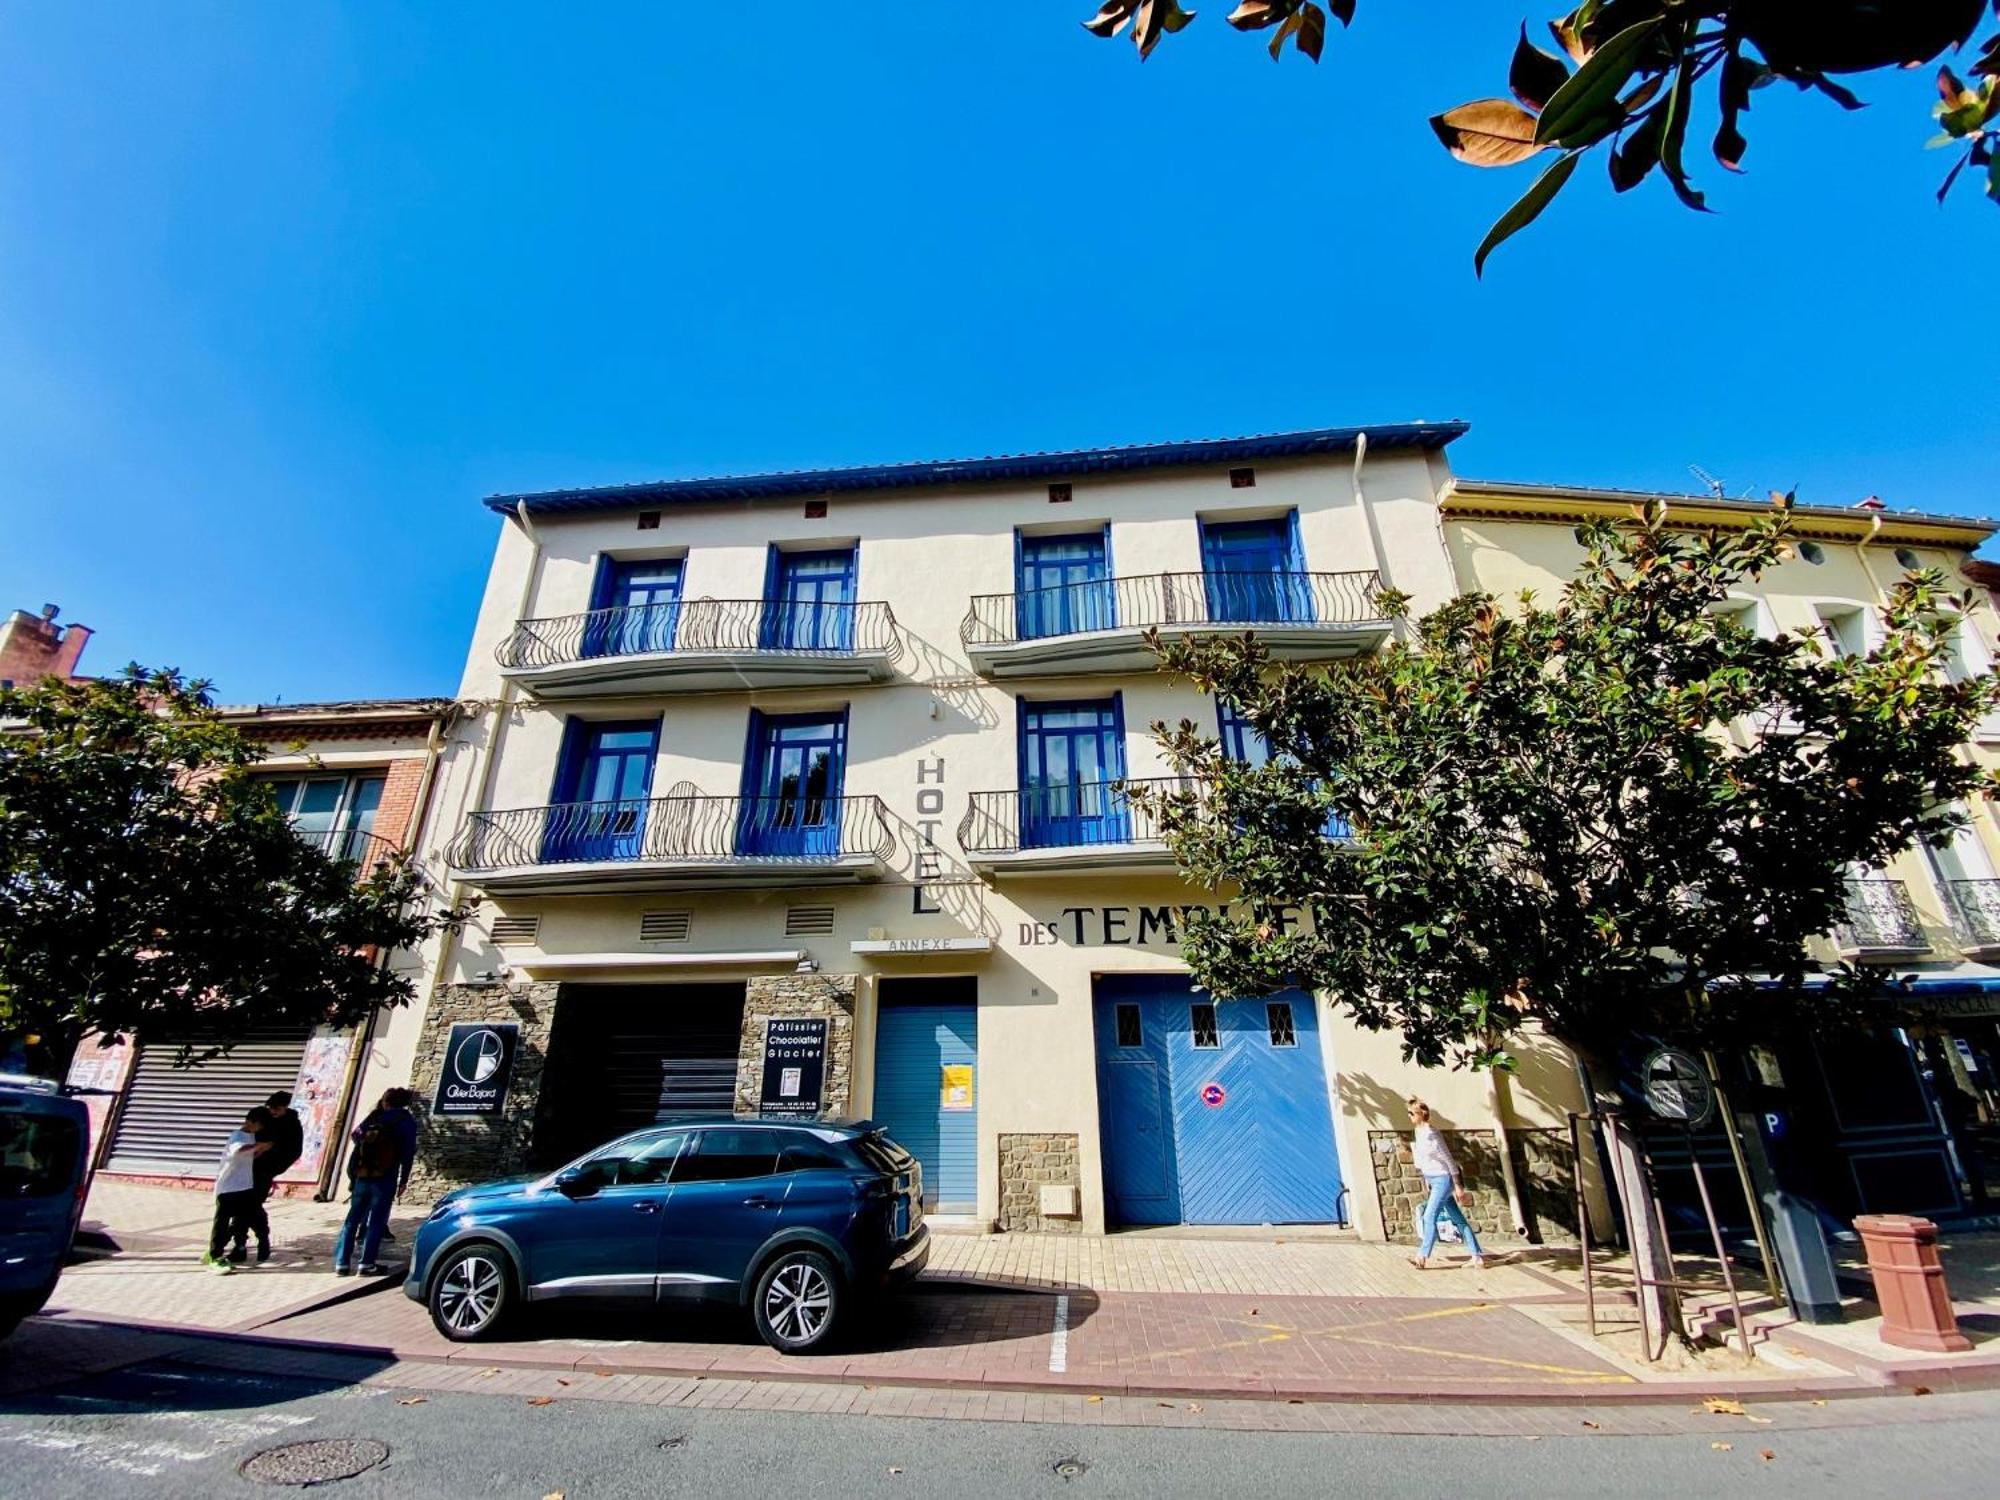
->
[5, 1361, 2000, 1500]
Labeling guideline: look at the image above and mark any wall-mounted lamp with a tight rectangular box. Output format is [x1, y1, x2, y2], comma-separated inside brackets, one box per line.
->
[794, 956, 820, 975]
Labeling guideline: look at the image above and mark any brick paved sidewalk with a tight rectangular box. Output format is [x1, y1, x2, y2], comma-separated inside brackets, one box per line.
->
[50, 1178, 429, 1332]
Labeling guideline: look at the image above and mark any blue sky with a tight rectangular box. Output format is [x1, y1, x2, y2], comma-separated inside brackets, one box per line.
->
[1, 3, 1992, 702]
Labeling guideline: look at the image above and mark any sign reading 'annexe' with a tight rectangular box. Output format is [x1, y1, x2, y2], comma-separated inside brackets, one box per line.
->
[1018, 903, 1308, 948]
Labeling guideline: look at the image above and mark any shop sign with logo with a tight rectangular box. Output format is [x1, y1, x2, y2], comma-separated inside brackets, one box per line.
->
[434, 1022, 520, 1117]
[940, 1064, 974, 1111]
[761, 1017, 828, 1118]
[1640, 1047, 1715, 1129]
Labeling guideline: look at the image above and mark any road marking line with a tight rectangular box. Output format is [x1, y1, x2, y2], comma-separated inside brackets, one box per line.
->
[1049, 1294, 1070, 1373]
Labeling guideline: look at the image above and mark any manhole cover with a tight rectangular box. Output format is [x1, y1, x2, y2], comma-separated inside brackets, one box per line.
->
[1053, 1457, 1089, 1480]
[658, 1435, 690, 1451]
[240, 1438, 389, 1486]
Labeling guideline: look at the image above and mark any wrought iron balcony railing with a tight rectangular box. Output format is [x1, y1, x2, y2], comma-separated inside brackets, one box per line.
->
[960, 570, 1383, 648]
[957, 777, 1194, 857]
[496, 598, 899, 670]
[1839, 878, 1928, 953]
[450, 794, 893, 872]
[294, 825, 401, 877]
[1950, 879, 2000, 950]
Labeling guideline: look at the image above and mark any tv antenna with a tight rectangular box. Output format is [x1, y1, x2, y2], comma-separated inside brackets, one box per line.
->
[1688, 464, 1728, 500]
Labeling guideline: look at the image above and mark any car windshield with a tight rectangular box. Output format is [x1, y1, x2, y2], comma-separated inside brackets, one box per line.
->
[0, 1111, 82, 1199]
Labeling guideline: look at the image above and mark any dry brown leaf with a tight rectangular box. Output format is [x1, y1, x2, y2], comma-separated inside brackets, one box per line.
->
[544, 1492, 564, 1500]
[1746, 1415, 1773, 1425]
[1157, 1401, 1176, 1409]
[1581, 1419, 1599, 1429]
[887, 1467, 903, 1477]
[527, 1397, 555, 1407]
[1759, 1451, 1776, 1463]
[396, 1396, 427, 1406]
[1187, 1402, 1204, 1414]
[593, 1370, 613, 1378]
[1914, 1385, 1934, 1397]
[1702, 1397, 1747, 1416]
[477, 1368, 500, 1379]
[1085, 1395, 1104, 1404]
[1712, 1442, 1733, 1451]
[556, 1378, 571, 1387]
[1810, 1399, 1828, 1407]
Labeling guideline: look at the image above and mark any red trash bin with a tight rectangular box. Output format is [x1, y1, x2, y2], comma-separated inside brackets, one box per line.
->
[1852, 1214, 1972, 1354]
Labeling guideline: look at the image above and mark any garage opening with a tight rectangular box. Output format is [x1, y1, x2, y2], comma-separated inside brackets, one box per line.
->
[105, 1029, 313, 1178]
[533, 983, 746, 1168]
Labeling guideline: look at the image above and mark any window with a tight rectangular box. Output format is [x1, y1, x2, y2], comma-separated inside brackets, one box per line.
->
[0, 1111, 82, 1198]
[570, 1130, 685, 1190]
[1217, 699, 1349, 840]
[1115, 1002, 1143, 1049]
[763, 547, 857, 650]
[1814, 605, 1871, 660]
[266, 775, 387, 863]
[679, 1129, 779, 1182]
[1201, 513, 1312, 623]
[1267, 1002, 1297, 1048]
[545, 720, 659, 863]
[1019, 697, 1128, 849]
[740, 710, 848, 856]
[586, 556, 682, 657]
[779, 1139, 852, 1174]
[1190, 1003, 1219, 1049]
[1016, 530, 1113, 639]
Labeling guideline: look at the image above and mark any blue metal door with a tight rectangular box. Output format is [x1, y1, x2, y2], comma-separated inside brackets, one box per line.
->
[763, 548, 856, 651]
[739, 710, 847, 856]
[1094, 975, 1343, 1226]
[872, 982, 978, 1214]
[546, 720, 657, 862]
[1201, 515, 1313, 624]
[586, 558, 682, 658]
[1019, 698, 1128, 849]
[1017, 531, 1115, 639]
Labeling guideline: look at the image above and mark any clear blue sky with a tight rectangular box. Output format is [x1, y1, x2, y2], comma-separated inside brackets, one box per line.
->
[1, 4, 1992, 702]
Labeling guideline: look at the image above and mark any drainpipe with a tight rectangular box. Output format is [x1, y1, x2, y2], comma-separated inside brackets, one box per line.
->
[1349, 431, 1396, 601]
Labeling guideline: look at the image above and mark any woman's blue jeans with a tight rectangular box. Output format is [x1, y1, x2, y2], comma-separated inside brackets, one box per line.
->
[334, 1177, 394, 1270]
[1417, 1173, 1482, 1259]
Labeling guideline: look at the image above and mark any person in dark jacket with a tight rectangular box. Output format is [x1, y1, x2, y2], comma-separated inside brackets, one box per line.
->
[231, 1089, 306, 1264]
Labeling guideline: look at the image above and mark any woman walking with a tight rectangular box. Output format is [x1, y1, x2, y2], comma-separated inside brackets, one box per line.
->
[1406, 1097, 1485, 1272]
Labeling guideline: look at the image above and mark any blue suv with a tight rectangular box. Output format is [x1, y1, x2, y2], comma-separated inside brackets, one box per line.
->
[405, 1118, 928, 1354]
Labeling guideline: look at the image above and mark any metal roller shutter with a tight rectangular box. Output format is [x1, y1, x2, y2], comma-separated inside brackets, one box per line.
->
[873, 980, 978, 1214]
[106, 1031, 312, 1178]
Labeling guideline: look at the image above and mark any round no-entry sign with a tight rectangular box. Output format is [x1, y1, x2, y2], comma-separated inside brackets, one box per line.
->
[1200, 1082, 1226, 1108]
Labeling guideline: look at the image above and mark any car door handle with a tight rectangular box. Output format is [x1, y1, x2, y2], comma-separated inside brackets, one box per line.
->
[632, 1201, 661, 1214]
[742, 1195, 777, 1209]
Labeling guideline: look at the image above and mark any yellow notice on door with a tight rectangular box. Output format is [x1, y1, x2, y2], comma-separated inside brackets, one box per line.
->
[940, 1064, 974, 1111]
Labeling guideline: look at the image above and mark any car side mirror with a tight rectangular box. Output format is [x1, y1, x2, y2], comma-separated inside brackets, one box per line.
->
[553, 1167, 596, 1199]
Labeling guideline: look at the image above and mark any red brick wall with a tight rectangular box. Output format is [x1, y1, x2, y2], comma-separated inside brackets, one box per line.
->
[0, 615, 91, 685]
[376, 756, 428, 854]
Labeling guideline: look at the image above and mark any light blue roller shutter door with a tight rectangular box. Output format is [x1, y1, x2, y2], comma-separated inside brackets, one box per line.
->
[873, 1001, 978, 1214]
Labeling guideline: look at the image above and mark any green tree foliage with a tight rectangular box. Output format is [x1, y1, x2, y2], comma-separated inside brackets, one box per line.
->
[1129, 504, 2000, 1075]
[0, 668, 459, 1059]
[1080, 2, 2000, 270]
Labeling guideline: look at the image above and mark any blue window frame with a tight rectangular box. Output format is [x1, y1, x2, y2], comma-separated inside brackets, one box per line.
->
[762, 548, 857, 651]
[545, 719, 659, 862]
[1016, 528, 1115, 640]
[1201, 512, 1313, 624]
[584, 557, 683, 658]
[739, 709, 848, 856]
[1216, 698, 1348, 840]
[1019, 697, 1128, 849]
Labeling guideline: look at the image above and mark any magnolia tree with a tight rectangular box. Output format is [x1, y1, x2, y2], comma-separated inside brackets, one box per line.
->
[1081, 2, 2000, 269]
[0, 668, 459, 1065]
[1129, 504, 1999, 1339]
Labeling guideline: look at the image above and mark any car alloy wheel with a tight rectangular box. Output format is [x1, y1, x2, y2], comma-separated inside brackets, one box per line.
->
[761, 1257, 835, 1349]
[433, 1249, 507, 1338]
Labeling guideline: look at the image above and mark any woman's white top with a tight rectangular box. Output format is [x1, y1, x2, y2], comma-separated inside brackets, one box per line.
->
[1411, 1123, 1457, 1180]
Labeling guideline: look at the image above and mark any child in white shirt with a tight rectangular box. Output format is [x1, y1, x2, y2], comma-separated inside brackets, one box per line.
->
[203, 1107, 270, 1273]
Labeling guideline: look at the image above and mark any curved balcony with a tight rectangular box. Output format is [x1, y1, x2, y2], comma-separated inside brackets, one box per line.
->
[957, 777, 1191, 876]
[297, 825, 403, 881]
[959, 569, 1388, 678]
[496, 599, 901, 697]
[450, 794, 893, 894]
[1837, 878, 1931, 959]
[1950, 879, 2000, 958]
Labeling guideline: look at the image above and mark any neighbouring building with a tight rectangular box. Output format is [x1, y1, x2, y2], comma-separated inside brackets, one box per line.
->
[70, 697, 455, 1198]
[0, 603, 91, 687]
[398, 424, 1599, 1242]
[1440, 480, 2000, 1229]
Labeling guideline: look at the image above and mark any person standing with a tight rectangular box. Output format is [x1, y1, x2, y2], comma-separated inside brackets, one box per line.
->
[203, 1107, 270, 1274]
[333, 1097, 402, 1276]
[231, 1090, 305, 1264]
[1405, 1097, 1486, 1272]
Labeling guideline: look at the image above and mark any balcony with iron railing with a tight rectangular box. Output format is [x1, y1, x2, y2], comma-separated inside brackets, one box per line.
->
[1949, 879, 2000, 958]
[296, 824, 403, 881]
[959, 569, 1391, 678]
[957, 777, 1192, 875]
[448, 793, 894, 894]
[1836, 878, 1932, 959]
[495, 598, 902, 697]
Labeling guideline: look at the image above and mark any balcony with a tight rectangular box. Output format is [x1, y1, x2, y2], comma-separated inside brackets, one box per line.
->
[1837, 878, 1931, 959]
[1949, 879, 2000, 958]
[495, 599, 901, 697]
[958, 777, 1188, 876]
[960, 570, 1389, 678]
[297, 825, 402, 881]
[449, 794, 893, 894]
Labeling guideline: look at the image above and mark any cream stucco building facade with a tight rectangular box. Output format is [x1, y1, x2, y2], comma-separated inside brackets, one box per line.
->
[385, 427, 2000, 1241]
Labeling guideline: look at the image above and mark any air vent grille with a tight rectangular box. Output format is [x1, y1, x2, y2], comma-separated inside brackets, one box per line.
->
[490, 914, 541, 945]
[785, 906, 836, 937]
[641, 910, 692, 942]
